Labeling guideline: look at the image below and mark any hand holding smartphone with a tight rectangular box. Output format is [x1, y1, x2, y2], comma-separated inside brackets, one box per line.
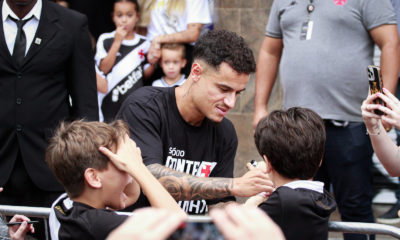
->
[367, 65, 385, 115]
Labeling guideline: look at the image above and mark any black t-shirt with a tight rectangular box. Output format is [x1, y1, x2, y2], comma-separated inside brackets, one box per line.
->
[117, 86, 237, 214]
[49, 194, 128, 240]
[259, 186, 336, 240]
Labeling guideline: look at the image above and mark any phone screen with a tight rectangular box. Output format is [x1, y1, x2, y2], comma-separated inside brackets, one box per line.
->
[367, 65, 385, 115]
[168, 220, 223, 240]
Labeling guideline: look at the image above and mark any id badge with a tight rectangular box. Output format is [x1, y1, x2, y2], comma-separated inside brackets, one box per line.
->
[300, 20, 313, 40]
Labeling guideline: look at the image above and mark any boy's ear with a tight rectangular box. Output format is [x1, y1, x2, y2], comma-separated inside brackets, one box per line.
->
[84, 168, 102, 189]
[263, 155, 273, 174]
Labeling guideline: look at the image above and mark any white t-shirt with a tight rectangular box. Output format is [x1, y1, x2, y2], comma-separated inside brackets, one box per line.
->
[152, 75, 186, 87]
[146, 0, 212, 41]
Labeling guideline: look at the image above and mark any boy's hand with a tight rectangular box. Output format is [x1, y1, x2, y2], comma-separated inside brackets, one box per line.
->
[147, 49, 160, 65]
[232, 168, 274, 197]
[99, 134, 144, 175]
[244, 192, 270, 207]
[115, 26, 128, 43]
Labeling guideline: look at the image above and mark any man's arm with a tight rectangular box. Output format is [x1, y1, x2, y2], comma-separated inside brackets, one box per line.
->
[154, 23, 203, 45]
[68, 15, 98, 120]
[370, 24, 400, 94]
[148, 23, 203, 60]
[147, 163, 274, 201]
[253, 36, 283, 129]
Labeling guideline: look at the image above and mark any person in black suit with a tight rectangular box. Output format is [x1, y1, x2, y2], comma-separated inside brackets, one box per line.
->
[0, 0, 98, 210]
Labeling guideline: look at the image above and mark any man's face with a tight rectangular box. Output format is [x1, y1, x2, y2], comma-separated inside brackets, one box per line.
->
[192, 62, 249, 123]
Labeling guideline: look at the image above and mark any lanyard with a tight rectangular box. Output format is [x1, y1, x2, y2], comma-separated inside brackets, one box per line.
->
[306, 0, 314, 21]
[300, 0, 315, 40]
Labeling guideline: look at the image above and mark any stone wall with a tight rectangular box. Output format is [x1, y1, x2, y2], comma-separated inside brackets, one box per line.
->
[213, 0, 282, 181]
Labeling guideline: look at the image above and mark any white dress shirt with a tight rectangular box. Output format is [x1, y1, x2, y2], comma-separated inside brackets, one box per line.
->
[2, 0, 42, 56]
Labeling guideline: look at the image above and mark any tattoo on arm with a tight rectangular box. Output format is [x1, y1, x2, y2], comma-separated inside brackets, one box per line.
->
[147, 164, 233, 201]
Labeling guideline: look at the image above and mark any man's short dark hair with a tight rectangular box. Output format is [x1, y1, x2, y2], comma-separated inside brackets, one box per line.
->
[254, 107, 326, 180]
[193, 29, 256, 74]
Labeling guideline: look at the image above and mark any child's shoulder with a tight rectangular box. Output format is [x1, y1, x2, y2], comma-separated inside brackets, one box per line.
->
[97, 31, 117, 42]
[274, 181, 336, 213]
[135, 33, 148, 41]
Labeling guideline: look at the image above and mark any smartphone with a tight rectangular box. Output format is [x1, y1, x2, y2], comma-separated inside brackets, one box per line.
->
[168, 217, 223, 240]
[367, 65, 385, 115]
[6, 220, 39, 226]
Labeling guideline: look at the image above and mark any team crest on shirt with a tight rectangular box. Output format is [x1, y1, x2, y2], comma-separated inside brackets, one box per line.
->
[195, 162, 217, 177]
[333, 0, 346, 6]
[138, 49, 145, 59]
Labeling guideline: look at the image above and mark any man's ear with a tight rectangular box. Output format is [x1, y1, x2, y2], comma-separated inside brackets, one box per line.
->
[190, 62, 203, 82]
[263, 155, 273, 174]
[84, 168, 102, 189]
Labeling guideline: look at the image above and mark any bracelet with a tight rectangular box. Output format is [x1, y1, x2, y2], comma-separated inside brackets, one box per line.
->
[366, 127, 381, 136]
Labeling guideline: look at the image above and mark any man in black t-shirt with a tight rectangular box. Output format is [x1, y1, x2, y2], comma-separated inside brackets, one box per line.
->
[118, 30, 274, 214]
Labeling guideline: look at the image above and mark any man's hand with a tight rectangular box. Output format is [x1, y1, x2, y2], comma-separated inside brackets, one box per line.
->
[232, 168, 274, 197]
[8, 215, 34, 240]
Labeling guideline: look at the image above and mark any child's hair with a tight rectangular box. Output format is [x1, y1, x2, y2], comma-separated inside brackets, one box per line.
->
[114, 0, 139, 12]
[161, 43, 186, 59]
[254, 107, 326, 180]
[45, 120, 129, 198]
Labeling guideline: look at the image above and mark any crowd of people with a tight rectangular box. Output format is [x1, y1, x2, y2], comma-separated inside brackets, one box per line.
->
[2, 0, 400, 239]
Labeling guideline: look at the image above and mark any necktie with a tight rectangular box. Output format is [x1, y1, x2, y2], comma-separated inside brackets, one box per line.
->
[9, 15, 33, 67]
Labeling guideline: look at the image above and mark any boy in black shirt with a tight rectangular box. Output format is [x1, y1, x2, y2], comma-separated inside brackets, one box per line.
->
[248, 107, 337, 240]
[46, 120, 182, 240]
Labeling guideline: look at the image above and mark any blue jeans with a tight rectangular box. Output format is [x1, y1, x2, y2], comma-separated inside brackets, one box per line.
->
[315, 121, 374, 240]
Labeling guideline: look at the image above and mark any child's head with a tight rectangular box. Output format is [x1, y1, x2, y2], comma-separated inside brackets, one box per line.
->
[46, 120, 136, 209]
[254, 107, 326, 180]
[112, 0, 139, 33]
[160, 43, 187, 81]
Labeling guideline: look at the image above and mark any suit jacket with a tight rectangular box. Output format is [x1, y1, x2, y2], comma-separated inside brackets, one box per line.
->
[0, 0, 98, 191]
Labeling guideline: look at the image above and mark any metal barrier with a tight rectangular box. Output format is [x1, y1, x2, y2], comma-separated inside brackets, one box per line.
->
[1, 205, 400, 239]
[328, 221, 400, 239]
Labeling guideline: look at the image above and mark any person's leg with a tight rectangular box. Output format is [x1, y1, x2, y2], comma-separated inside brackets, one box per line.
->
[315, 121, 374, 240]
